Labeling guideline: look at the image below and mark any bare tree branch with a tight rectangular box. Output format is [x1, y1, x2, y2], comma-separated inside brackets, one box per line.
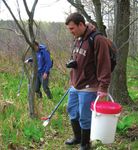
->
[2, 0, 31, 46]
[116, 16, 138, 38]
[22, 46, 31, 82]
[29, 0, 38, 40]
[0, 27, 23, 36]
[23, 0, 31, 17]
[16, 0, 26, 29]
[31, 0, 38, 18]
[67, 0, 96, 25]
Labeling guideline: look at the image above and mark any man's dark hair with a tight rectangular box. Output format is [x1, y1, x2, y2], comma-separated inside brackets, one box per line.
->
[65, 12, 85, 25]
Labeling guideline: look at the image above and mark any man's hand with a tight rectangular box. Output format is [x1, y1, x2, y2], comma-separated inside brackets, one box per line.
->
[24, 58, 33, 64]
[97, 91, 107, 101]
[43, 73, 47, 80]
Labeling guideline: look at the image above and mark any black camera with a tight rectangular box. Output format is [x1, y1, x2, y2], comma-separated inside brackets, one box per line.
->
[66, 59, 77, 68]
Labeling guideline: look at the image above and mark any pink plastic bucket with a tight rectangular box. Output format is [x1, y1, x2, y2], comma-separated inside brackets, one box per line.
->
[90, 95, 122, 144]
[91, 101, 122, 114]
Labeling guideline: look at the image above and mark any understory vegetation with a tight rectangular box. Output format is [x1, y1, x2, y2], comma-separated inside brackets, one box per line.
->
[0, 57, 138, 150]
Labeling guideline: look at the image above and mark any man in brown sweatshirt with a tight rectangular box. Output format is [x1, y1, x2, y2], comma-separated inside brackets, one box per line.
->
[65, 12, 111, 150]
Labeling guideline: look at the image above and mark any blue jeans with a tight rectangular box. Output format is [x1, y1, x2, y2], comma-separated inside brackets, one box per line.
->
[67, 87, 97, 129]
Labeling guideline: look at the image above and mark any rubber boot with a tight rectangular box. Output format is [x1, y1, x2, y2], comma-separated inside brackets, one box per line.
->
[65, 120, 81, 145]
[80, 129, 91, 150]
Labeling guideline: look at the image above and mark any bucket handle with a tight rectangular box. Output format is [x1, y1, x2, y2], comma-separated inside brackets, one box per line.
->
[93, 94, 114, 113]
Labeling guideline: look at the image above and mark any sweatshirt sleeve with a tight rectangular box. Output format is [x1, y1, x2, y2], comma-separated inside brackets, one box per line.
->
[94, 35, 111, 93]
[43, 49, 52, 74]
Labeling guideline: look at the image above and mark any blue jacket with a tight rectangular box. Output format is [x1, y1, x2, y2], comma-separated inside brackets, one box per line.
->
[37, 44, 52, 74]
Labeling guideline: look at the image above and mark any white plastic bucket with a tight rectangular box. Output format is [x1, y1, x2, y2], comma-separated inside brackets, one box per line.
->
[90, 94, 122, 144]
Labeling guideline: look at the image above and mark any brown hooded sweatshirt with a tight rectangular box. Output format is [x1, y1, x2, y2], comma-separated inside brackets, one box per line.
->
[70, 25, 111, 93]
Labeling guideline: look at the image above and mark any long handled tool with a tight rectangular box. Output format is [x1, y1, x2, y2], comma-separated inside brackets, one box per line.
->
[41, 88, 70, 127]
[17, 58, 33, 96]
[17, 67, 24, 96]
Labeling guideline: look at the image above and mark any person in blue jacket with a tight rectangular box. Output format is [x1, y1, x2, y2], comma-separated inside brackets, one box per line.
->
[25, 41, 53, 99]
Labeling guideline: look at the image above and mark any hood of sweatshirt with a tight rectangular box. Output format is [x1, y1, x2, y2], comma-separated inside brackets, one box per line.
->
[39, 44, 46, 50]
[83, 23, 96, 40]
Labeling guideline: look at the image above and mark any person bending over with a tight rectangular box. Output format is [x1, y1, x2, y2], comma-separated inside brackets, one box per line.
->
[65, 12, 111, 150]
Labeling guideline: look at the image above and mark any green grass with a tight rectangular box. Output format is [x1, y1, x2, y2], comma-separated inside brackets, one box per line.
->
[0, 57, 138, 149]
[127, 57, 138, 101]
[117, 112, 138, 133]
[0, 67, 69, 149]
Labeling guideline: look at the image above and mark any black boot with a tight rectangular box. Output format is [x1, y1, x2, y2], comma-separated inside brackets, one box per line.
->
[65, 120, 81, 145]
[80, 129, 91, 150]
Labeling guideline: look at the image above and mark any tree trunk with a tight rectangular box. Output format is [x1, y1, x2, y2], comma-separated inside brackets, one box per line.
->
[28, 49, 38, 118]
[92, 0, 107, 36]
[110, 0, 132, 104]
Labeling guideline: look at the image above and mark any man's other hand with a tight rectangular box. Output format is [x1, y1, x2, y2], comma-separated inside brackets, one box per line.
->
[43, 73, 47, 80]
[97, 91, 107, 101]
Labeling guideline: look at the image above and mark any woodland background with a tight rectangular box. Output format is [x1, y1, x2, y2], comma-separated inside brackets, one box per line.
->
[0, 0, 138, 149]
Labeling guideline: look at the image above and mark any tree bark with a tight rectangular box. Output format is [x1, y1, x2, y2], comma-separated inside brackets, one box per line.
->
[92, 0, 107, 36]
[110, 0, 132, 104]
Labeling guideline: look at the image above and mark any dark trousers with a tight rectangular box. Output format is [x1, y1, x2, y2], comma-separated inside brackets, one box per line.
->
[35, 73, 52, 99]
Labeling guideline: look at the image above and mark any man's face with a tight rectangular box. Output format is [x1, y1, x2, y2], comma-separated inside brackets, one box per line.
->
[67, 21, 84, 38]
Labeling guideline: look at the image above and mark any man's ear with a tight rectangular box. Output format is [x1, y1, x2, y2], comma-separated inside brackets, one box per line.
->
[79, 22, 84, 27]
[78, 22, 85, 31]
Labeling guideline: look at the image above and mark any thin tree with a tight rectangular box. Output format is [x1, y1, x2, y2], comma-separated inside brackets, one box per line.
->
[2, 0, 39, 118]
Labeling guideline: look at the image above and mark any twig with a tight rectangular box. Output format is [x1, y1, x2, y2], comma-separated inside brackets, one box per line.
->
[0, 27, 23, 36]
